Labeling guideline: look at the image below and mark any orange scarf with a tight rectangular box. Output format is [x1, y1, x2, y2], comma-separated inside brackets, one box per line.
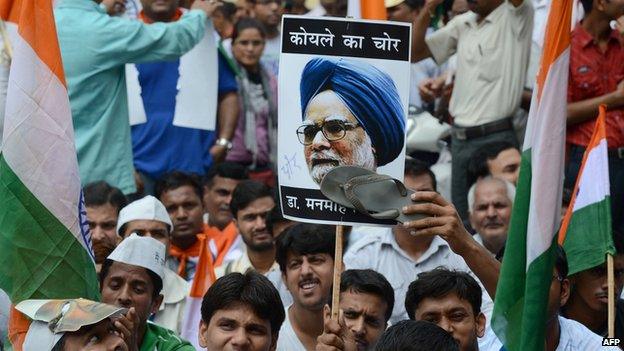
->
[169, 234, 205, 279]
[138, 8, 183, 24]
[203, 222, 239, 266]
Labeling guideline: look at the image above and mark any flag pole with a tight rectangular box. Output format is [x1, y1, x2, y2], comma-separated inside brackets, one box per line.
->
[608, 253, 615, 338]
[331, 225, 344, 321]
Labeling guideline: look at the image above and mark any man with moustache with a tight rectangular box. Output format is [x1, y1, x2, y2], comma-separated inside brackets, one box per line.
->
[316, 269, 395, 351]
[156, 172, 216, 281]
[467, 177, 515, 256]
[297, 57, 406, 185]
[201, 162, 249, 266]
[215, 180, 277, 277]
[84, 181, 128, 273]
[275, 224, 338, 350]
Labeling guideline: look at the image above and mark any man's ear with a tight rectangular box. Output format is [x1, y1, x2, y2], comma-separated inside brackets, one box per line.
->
[560, 278, 571, 307]
[198, 320, 210, 348]
[475, 312, 486, 338]
[151, 294, 164, 315]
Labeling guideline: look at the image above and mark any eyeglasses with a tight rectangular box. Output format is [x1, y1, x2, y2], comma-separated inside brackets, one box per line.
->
[296, 120, 361, 145]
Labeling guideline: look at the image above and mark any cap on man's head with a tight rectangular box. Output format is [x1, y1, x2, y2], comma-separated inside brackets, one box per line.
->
[116, 195, 173, 235]
[107, 233, 166, 281]
[16, 298, 125, 351]
[385, 0, 405, 7]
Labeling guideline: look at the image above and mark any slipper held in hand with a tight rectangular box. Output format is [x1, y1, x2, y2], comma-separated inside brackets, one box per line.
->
[320, 166, 427, 224]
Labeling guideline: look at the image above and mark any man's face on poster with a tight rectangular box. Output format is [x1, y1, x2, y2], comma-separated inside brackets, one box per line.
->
[299, 90, 377, 185]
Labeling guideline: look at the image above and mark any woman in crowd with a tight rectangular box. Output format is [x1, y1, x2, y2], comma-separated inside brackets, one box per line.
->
[226, 18, 278, 186]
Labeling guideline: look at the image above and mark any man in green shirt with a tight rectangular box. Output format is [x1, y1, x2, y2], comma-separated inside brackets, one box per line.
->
[100, 233, 194, 351]
[54, 0, 220, 194]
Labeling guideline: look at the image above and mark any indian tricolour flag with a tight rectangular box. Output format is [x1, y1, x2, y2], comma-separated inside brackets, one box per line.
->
[180, 234, 216, 350]
[491, 0, 572, 348]
[558, 105, 614, 276]
[0, 0, 99, 347]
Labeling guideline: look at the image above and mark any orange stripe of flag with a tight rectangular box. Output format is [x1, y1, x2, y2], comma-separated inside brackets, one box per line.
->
[535, 0, 572, 102]
[0, 0, 67, 86]
[8, 306, 30, 351]
[558, 104, 607, 244]
[360, 0, 386, 20]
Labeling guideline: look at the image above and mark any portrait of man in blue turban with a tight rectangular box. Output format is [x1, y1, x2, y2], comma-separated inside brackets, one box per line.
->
[297, 57, 406, 185]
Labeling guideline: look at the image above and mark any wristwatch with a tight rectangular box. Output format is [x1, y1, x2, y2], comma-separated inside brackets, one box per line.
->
[215, 138, 233, 151]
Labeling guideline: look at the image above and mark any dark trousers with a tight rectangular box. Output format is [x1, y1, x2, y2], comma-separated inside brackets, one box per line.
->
[565, 145, 624, 233]
[451, 129, 518, 220]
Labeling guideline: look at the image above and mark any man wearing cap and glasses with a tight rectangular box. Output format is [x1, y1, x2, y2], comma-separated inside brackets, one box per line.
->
[100, 234, 195, 350]
[116, 195, 190, 335]
[298, 57, 406, 185]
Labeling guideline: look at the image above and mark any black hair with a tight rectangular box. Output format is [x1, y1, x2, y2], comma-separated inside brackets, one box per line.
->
[83, 181, 127, 213]
[201, 271, 285, 335]
[275, 223, 337, 273]
[405, 268, 482, 319]
[404, 157, 437, 191]
[467, 141, 518, 187]
[580, 0, 592, 13]
[213, 1, 237, 21]
[203, 161, 249, 188]
[403, 0, 426, 10]
[230, 180, 273, 218]
[612, 228, 624, 256]
[99, 259, 163, 298]
[341, 269, 395, 322]
[555, 245, 569, 280]
[374, 320, 459, 351]
[155, 171, 203, 201]
[232, 17, 267, 41]
[267, 192, 289, 233]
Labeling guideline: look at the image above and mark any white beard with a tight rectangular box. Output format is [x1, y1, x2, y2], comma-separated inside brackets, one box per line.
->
[308, 134, 376, 185]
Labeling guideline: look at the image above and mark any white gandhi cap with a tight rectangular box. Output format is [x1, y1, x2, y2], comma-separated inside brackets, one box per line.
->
[107, 233, 166, 281]
[116, 195, 173, 236]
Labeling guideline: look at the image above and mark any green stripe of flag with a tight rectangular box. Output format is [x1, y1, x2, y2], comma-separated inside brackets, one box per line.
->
[492, 150, 557, 351]
[564, 198, 614, 276]
[0, 154, 100, 303]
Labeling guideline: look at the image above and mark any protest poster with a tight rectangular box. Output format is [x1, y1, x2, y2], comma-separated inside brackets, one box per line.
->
[277, 15, 411, 226]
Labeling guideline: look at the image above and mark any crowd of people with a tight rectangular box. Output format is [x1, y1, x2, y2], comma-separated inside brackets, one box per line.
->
[1, 0, 624, 348]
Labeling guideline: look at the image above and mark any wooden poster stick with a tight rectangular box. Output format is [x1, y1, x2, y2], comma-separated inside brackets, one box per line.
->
[608, 253, 615, 338]
[331, 225, 344, 321]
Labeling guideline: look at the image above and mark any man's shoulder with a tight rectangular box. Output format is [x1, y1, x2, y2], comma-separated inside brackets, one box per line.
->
[557, 316, 611, 350]
[346, 228, 392, 253]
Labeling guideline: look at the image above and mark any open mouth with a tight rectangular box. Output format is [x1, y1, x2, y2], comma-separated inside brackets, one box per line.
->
[299, 279, 320, 293]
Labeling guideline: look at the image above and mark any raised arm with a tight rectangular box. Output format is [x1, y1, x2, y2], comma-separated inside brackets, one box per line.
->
[568, 80, 624, 125]
[410, 0, 443, 62]
[402, 192, 501, 299]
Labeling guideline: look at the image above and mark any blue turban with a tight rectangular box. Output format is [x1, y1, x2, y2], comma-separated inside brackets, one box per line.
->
[300, 58, 405, 167]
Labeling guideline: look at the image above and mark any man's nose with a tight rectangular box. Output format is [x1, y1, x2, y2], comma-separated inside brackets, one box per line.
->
[301, 259, 313, 275]
[438, 317, 453, 334]
[108, 334, 129, 351]
[230, 328, 250, 347]
[91, 226, 105, 240]
[350, 316, 366, 336]
[175, 206, 187, 219]
[116, 286, 133, 308]
[311, 129, 331, 150]
[486, 205, 497, 217]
